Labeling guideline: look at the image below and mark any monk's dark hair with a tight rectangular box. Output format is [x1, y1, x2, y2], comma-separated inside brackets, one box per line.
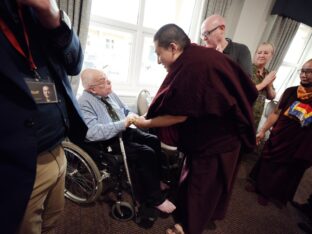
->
[153, 24, 191, 49]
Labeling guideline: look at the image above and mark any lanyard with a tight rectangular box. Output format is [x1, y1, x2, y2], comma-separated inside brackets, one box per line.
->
[0, 7, 38, 75]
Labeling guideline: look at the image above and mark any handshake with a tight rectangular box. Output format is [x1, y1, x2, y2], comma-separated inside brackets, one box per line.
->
[125, 114, 147, 128]
[129, 116, 139, 125]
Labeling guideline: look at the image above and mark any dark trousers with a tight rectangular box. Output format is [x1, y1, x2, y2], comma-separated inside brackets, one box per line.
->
[307, 194, 312, 220]
[308, 194, 312, 208]
[110, 128, 164, 206]
[175, 144, 241, 234]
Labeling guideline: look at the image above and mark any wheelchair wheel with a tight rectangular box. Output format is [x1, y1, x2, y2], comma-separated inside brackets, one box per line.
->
[111, 201, 134, 221]
[62, 141, 103, 204]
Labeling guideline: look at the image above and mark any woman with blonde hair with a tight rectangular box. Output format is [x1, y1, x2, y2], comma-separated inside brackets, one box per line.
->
[252, 42, 276, 129]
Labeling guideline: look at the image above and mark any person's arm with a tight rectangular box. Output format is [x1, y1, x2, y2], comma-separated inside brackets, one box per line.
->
[255, 71, 276, 100]
[256, 109, 280, 145]
[133, 115, 187, 129]
[21, 0, 83, 75]
[79, 98, 128, 141]
[265, 83, 276, 100]
[19, 0, 61, 29]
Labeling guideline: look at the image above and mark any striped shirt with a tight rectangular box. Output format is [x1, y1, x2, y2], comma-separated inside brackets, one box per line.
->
[78, 91, 131, 141]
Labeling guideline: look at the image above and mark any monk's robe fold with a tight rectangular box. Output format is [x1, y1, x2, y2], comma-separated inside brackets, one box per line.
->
[262, 86, 312, 163]
[147, 44, 258, 154]
[255, 86, 312, 204]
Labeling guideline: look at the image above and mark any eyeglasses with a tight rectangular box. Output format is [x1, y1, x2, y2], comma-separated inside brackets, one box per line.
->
[90, 79, 111, 87]
[201, 25, 222, 38]
[297, 69, 312, 76]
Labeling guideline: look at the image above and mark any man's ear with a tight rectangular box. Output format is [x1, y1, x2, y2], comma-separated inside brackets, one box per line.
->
[88, 87, 97, 95]
[219, 25, 226, 31]
[169, 42, 179, 53]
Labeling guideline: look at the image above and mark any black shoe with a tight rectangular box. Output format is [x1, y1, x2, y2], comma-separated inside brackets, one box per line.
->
[136, 215, 156, 229]
[136, 205, 157, 229]
[298, 222, 312, 234]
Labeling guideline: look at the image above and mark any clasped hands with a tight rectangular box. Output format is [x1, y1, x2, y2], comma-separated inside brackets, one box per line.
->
[125, 114, 148, 128]
[262, 71, 276, 87]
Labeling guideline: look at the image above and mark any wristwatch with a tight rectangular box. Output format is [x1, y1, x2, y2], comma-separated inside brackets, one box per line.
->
[60, 10, 71, 29]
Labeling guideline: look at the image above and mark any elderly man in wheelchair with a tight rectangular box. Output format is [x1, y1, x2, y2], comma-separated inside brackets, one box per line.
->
[74, 68, 176, 219]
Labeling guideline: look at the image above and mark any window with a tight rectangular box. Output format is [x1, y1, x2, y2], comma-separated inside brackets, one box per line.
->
[78, 0, 204, 97]
[275, 24, 312, 99]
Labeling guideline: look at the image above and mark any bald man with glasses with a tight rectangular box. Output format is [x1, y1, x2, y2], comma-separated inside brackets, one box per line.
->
[201, 14, 252, 76]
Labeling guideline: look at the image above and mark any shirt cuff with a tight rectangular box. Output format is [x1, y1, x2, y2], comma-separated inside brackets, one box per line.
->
[115, 120, 127, 131]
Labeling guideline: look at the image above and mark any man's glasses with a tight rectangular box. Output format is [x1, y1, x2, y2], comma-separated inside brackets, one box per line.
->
[201, 25, 222, 38]
[90, 79, 111, 87]
[297, 69, 312, 77]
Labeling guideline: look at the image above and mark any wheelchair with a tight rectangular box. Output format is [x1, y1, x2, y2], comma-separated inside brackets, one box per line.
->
[62, 135, 183, 222]
[63, 135, 140, 221]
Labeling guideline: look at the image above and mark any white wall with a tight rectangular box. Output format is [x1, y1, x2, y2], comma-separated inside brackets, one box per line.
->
[230, 0, 275, 54]
[225, 0, 245, 39]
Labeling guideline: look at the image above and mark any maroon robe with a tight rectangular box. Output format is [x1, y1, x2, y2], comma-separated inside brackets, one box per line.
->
[255, 86, 312, 204]
[147, 44, 258, 234]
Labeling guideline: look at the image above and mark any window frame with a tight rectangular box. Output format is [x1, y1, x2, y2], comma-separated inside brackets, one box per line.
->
[275, 23, 312, 99]
[79, 0, 205, 97]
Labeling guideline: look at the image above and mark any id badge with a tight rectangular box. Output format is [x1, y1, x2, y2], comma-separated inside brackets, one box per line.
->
[25, 79, 59, 104]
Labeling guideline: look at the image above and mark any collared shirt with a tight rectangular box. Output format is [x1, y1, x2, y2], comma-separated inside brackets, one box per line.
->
[78, 91, 131, 141]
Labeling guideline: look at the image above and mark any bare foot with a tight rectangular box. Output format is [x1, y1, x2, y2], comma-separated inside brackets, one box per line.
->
[166, 223, 184, 234]
[174, 224, 184, 234]
[156, 199, 176, 213]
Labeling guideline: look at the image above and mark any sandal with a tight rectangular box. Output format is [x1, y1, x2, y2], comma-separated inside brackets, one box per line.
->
[166, 224, 185, 234]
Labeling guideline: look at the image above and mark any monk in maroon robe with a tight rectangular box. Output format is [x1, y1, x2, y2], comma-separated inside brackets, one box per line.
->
[132, 24, 258, 234]
[252, 59, 312, 206]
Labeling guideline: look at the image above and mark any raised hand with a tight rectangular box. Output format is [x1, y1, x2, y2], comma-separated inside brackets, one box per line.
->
[17, 0, 60, 29]
[262, 71, 276, 87]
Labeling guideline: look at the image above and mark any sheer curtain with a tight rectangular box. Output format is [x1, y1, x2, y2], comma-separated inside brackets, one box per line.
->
[57, 0, 92, 94]
[201, 0, 232, 19]
[261, 15, 299, 71]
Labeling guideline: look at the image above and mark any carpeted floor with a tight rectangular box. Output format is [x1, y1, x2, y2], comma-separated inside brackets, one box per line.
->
[56, 157, 312, 234]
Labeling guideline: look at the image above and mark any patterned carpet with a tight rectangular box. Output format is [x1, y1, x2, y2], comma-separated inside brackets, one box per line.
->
[56, 158, 312, 234]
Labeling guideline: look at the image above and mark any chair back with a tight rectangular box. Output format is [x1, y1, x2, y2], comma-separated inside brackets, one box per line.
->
[264, 100, 278, 118]
[137, 89, 152, 115]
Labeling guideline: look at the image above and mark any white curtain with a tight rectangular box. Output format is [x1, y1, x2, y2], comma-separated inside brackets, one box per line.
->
[261, 15, 299, 71]
[202, 0, 232, 19]
[57, 0, 92, 93]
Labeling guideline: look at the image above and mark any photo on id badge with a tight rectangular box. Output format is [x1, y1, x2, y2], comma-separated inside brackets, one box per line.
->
[26, 80, 58, 104]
